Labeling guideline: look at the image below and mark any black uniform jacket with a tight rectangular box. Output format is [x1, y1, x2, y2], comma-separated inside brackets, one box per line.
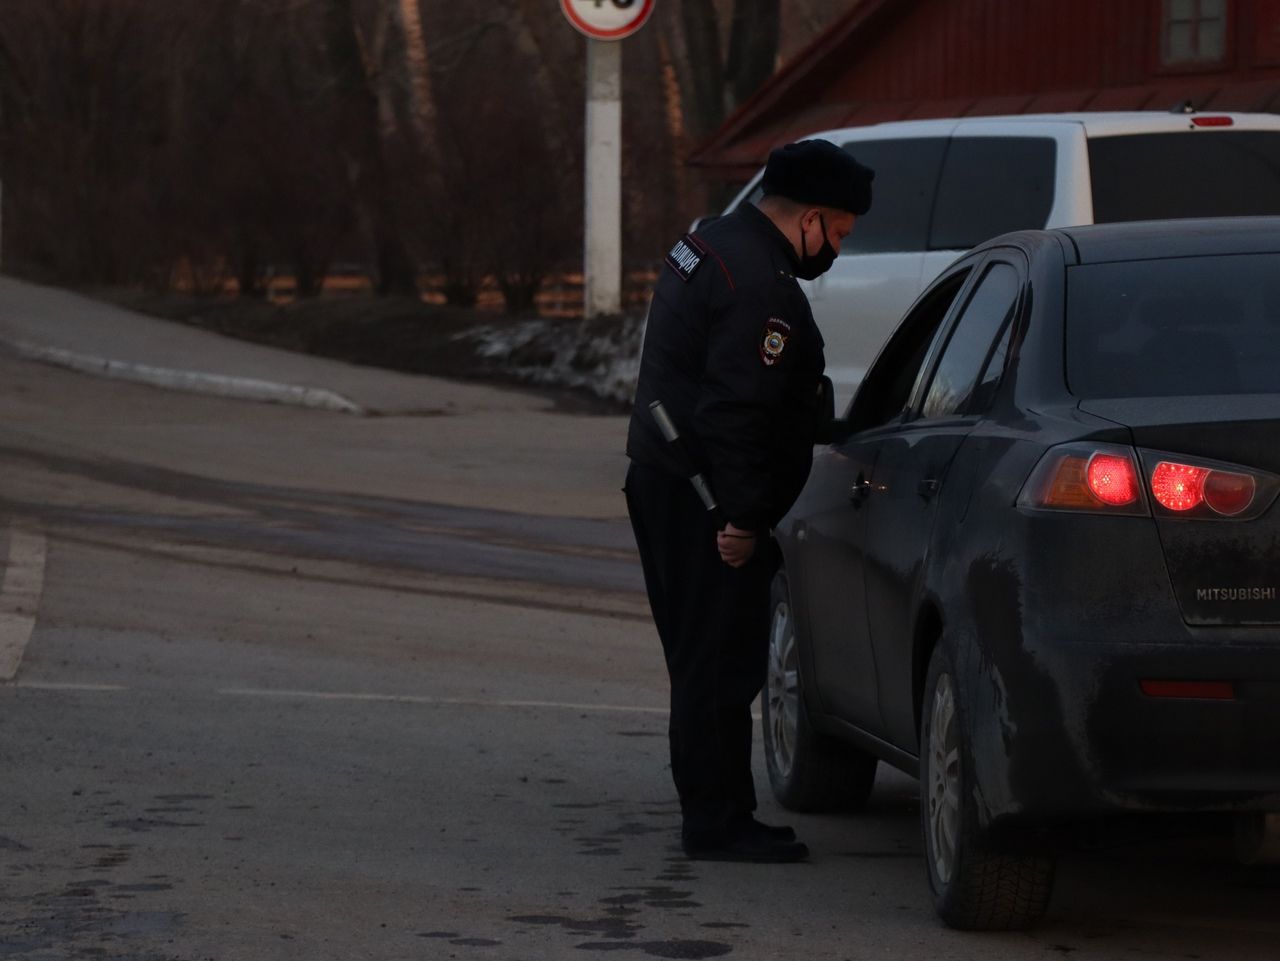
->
[626, 203, 826, 532]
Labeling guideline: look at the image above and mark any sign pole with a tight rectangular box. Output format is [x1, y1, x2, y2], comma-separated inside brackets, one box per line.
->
[561, 0, 654, 319]
[584, 38, 622, 319]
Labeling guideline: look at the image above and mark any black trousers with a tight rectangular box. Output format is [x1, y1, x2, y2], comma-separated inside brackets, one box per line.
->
[624, 461, 779, 840]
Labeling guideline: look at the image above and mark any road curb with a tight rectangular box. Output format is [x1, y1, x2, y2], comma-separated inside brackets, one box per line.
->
[4, 339, 366, 415]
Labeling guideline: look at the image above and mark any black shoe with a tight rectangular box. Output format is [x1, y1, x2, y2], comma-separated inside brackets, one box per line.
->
[743, 817, 796, 842]
[682, 831, 809, 864]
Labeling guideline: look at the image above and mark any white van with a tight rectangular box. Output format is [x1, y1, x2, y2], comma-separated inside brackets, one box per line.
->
[718, 110, 1280, 409]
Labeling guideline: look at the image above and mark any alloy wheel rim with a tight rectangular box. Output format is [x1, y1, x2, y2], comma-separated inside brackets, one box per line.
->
[767, 601, 799, 779]
[927, 672, 962, 885]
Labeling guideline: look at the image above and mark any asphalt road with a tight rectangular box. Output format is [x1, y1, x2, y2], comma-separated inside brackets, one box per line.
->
[3, 353, 1280, 960]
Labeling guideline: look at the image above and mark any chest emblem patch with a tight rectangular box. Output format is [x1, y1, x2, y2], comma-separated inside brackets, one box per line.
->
[760, 317, 791, 366]
[665, 234, 705, 282]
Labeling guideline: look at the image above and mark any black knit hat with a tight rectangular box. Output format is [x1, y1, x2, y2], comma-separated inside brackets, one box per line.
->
[761, 139, 875, 216]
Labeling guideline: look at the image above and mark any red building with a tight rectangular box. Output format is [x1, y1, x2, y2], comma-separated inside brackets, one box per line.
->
[692, 0, 1280, 181]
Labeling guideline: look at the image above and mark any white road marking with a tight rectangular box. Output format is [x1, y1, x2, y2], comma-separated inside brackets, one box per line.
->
[7, 682, 761, 721]
[219, 687, 669, 715]
[0, 525, 47, 681]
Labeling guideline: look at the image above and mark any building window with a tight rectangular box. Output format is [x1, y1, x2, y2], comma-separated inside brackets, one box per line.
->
[1162, 0, 1228, 66]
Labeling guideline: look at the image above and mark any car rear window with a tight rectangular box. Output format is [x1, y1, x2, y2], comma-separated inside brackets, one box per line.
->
[1065, 253, 1280, 398]
[1089, 132, 1280, 222]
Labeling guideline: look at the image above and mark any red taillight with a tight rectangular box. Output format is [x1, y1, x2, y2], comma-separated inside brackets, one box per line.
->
[1151, 462, 1208, 512]
[1203, 470, 1257, 516]
[1019, 444, 1147, 513]
[1150, 461, 1258, 516]
[1191, 116, 1234, 127]
[1087, 453, 1139, 506]
[1021, 445, 1275, 519]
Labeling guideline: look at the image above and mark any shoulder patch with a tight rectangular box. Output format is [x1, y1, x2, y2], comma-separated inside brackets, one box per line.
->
[760, 317, 792, 367]
[665, 234, 706, 282]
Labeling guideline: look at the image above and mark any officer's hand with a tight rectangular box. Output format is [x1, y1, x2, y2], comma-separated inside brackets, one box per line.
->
[717, 524, 757, 568]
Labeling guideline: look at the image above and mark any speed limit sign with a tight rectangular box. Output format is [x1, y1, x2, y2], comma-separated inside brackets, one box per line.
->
[560, 0, 655, 40]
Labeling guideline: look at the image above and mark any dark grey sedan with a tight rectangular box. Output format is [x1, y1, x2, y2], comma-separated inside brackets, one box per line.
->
[764, 217, 1280, 930]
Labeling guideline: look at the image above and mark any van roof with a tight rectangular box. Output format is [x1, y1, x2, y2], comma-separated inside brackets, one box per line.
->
[807, 111, 1280, 141]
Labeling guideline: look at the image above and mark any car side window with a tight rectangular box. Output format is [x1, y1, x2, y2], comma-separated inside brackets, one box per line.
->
[836, 138, 948, 254]
[920, 262, 1021, 420]
[929, 137, 1056, 250]
[845, 267, 974, 434]
[967, 312, 1015, 414]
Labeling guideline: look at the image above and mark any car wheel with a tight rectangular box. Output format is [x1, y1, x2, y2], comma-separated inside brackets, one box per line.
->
[762, 571, 877, 812]
[920, 642, 1054, 930]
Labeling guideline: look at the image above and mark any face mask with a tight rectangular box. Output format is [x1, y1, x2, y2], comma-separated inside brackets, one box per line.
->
[795, 213, 837, 280]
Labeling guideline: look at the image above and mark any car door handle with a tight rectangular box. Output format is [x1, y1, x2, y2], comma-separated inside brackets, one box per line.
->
[917, 478, 940, 500]
[849, 476, 872, 506]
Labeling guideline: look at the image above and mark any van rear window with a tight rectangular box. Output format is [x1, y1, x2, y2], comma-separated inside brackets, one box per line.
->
[1066, 253, 1280, 398]
[1089, 132, 1280, 222]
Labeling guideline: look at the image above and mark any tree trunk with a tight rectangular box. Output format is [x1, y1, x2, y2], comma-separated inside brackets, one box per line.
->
[657, 30, 693, 224]
[507, 0, 580, 189]
[498, 271, 543, 315]
[726, 0, 781, 112]
[294, 254, 328, 298]
[373, 212, 419, 296]
[323, 0, 418, 296]
[236, 241, 266, 298]
[677, 0, 727, 139]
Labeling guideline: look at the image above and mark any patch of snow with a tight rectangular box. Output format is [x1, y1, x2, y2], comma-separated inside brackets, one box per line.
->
[455, 312, 645, 408]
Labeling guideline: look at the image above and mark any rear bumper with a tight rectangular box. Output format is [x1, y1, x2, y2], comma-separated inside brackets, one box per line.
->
[953, 506, 1280, 827]
[965, 637, 1280, 826]
[1090, 649, 1280, 804]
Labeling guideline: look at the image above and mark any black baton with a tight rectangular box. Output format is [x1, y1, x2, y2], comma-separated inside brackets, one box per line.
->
[649, 400, 726, 528]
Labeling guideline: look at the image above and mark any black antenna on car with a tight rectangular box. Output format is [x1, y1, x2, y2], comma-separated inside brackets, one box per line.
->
[1171, 99, 1197, 114]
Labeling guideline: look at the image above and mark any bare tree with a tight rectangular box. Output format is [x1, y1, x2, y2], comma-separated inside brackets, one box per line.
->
[0, 0, 177, 284]
[408, 3, 581, 313]
[0, 0, 843, 307]
[660, 0, 781, 142]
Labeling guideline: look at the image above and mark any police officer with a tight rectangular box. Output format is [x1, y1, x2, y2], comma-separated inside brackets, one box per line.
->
[624, 140, 874, 863]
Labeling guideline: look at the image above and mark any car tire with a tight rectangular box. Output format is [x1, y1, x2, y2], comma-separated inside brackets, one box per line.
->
[919, 642, 1055, 930]
[762, 571, 878, 812]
